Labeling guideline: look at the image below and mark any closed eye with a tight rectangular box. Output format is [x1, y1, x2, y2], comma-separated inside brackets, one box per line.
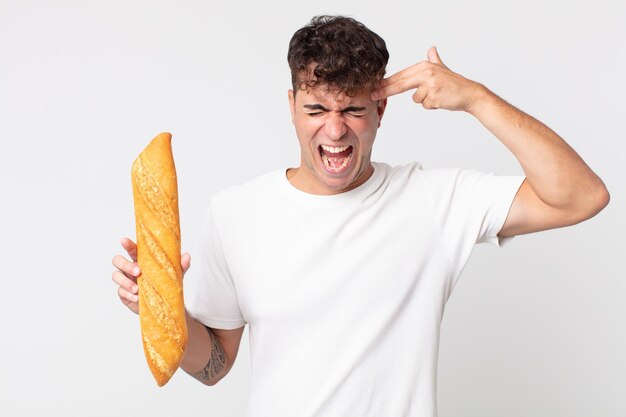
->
[342, 106, 367, 118]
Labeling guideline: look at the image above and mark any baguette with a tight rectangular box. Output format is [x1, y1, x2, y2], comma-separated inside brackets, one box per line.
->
[131, 132, 187, 386]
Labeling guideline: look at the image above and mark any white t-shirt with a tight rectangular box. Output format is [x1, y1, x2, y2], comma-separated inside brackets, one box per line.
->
[186, 161, 526, 417]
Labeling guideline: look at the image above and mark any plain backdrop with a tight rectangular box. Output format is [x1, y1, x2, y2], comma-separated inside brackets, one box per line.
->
[0, 0, 624, 416]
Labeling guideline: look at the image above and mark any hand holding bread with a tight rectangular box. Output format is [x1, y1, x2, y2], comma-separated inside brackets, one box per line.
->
[112, 238, 191, 315]
[130, 132, 188, 386]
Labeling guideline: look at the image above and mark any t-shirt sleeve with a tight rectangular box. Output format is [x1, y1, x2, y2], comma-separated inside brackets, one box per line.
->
[422, 167, 526, 275]
[185, 200, 246, 330]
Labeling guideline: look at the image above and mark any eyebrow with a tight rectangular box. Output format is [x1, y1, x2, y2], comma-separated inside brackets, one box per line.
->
[303, 104, 367, 112]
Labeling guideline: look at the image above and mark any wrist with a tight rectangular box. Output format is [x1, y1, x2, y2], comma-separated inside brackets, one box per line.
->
[465, 82, 493, 115]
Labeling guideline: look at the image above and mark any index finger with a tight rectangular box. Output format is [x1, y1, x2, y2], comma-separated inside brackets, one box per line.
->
[121, 237, 138, 262]
[371, 62, 426, 100]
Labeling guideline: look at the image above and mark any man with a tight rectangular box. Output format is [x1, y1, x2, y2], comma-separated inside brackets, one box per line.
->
[112, 15, 609, 417]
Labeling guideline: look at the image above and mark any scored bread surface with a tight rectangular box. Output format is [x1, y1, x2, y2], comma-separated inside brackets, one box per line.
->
[131, 132, 187, 386]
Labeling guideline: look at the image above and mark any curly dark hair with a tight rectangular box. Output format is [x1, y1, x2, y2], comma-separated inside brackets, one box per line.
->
[287, 15, 389, 95]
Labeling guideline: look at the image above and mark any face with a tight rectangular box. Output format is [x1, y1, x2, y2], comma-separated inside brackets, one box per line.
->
[288, 86, 387, 195]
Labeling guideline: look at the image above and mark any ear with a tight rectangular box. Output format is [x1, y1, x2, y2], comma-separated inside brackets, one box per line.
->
[376, 98, 387, 128]
[288, 89, 295, 123]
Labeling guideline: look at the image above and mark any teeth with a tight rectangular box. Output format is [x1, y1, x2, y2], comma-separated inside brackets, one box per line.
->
[322, 152, 352, 171]
[320, 144, 350, 154]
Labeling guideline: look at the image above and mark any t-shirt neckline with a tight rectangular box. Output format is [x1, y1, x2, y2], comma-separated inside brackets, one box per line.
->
[278, 161, 385, 203]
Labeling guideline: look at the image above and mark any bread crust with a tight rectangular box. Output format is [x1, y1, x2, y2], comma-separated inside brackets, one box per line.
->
[131, 132, 187, 386]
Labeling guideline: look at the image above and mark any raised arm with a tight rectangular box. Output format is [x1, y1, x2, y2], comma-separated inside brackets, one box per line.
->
[371, 47, 610, 237]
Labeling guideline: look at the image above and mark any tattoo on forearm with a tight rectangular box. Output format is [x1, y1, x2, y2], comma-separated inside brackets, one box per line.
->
[192, 326, 227, 383]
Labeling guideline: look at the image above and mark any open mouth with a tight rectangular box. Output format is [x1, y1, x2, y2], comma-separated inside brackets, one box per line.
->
[319, 144, 353, 173]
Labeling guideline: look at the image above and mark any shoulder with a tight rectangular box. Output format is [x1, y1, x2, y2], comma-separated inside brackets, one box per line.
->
[373, 161, 474, 192]
[210, 169, 284, 213]
[374, 162, 495, 188]
[419, 166, 502, 193]
[373, 160, 424, 182]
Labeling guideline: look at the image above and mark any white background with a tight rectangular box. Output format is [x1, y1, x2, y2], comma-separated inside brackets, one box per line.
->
[0, 0, 624, 416]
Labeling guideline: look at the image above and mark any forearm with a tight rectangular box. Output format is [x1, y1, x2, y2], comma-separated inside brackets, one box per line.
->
[180, 310, 229, 385]
[468, 85, 608, 211]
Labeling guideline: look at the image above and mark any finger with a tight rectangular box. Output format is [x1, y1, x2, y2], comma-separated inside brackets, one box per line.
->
[427, 46, 448, 69]
[181, 252, 191, 274]
[380, 62, 423, 87]
[422, 96, 440, 110]
[112, 254, 141, 277]
[121, 237, 138, 262]
[112, 270, 138, 294]
[371, 63, 425, 100]
[411, 88, 428, 104]
[372, 75, 420, 100]
[118, 286, 139, 304]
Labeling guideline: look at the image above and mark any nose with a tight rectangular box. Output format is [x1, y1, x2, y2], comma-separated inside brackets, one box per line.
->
[323, 113, 348, 141]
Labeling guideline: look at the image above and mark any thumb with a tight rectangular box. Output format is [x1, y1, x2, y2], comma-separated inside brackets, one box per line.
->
[427, 46, 447, 68]
[181, 252, 191, 274]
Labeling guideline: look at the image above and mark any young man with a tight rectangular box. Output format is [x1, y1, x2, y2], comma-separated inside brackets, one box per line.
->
[112, 15, 608, 417]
